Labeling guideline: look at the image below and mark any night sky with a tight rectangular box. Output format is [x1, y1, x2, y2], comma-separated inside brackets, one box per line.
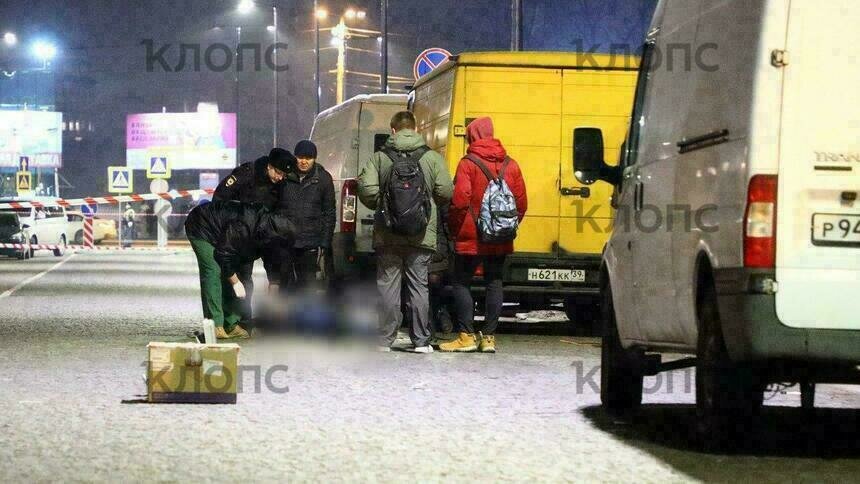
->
[0, 0, 657, 197]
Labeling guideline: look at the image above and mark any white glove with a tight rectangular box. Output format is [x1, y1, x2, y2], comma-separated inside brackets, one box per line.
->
[232, 280, 247, 299]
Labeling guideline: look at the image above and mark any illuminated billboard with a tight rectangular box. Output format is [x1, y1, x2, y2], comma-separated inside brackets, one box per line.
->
[126, 113, 237, 170]
[0, 111, 63, 168]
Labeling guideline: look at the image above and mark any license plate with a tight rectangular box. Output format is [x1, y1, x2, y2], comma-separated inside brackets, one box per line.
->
[527, 268, 586, 282]
[812, 213, 860, 246]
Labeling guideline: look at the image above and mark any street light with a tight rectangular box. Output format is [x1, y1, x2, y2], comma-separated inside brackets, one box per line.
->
[315, 8, 367, 109]
[3, 32, 16, 47]
[32, 41, 57, 69]
[237, 0, 255, 15]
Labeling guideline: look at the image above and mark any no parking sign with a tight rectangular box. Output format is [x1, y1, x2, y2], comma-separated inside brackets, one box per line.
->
[413, 48, 452, 81]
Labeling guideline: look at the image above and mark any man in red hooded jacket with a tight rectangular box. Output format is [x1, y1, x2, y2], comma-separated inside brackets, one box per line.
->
[439, 117, 528, 353]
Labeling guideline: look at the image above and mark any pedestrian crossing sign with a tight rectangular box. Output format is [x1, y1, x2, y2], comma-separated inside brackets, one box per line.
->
[16, 171, 31, 193]
[108, 166, 134, 193]
[147, 156, 171, 179]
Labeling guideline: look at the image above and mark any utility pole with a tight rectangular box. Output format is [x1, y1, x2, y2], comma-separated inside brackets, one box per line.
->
[380, 0, 388, 93]
[333, 19, 347, 105]
[272, 3, 279, 147]
[314, 0, 321, 114]
[511, 0, 523, 51]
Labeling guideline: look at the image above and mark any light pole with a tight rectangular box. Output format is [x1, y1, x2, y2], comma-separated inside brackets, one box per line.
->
[237, 0, 279, 147]
[314, 5, 326, 114]
[380, 0, 388, 94]
[320, 8, 366, 107]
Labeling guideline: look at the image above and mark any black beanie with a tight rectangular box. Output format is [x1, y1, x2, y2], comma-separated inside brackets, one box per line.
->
[294, 140, 317, 159]
[268, 148, 296, 172]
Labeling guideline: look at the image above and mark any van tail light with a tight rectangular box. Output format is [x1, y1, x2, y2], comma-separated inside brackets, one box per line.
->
[744, 175, 778, 268]
[340, 179, 358, 233]
[474, 263, 484, 277]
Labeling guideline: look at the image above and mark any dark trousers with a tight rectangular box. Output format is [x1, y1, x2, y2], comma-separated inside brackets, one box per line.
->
[280, 247, 327, 290]
[451, 254, 506, 336]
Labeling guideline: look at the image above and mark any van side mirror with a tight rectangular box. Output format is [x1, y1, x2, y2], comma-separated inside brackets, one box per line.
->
[573, 127, 621, 186]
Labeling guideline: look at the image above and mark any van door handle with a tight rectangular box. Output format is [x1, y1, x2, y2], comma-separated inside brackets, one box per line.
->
[560, 187, 591, 198]
[633, 182, 644, 211]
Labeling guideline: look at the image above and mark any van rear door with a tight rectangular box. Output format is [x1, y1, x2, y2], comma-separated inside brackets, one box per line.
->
[775, 0, 860, 330]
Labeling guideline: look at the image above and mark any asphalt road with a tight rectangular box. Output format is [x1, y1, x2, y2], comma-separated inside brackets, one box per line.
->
[1, 251, 858, 482]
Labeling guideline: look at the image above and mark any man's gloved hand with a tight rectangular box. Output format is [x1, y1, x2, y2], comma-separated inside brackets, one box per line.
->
[315, 247, 327, 281]
[232, 280, 247, 299]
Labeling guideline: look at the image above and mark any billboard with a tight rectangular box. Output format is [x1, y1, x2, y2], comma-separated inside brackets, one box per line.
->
[126, 113, 237, 170]
[0, 111, 63, 168]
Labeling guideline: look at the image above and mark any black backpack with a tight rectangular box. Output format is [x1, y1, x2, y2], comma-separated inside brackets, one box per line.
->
[376, 146, 431, 236]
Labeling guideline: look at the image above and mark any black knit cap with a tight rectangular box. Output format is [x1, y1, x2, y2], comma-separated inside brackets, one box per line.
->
[294, 140, 317, 159]
[268, 148, 297, 172]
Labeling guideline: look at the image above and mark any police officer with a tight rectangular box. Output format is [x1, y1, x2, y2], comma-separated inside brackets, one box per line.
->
[213, 148, 297, 317]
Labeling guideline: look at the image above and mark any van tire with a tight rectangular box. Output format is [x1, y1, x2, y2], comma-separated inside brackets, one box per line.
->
[695, 282, 763, 449]
[600, 282, 643, 415]
[28, 236, 37, 259]
[564, 296, 601, 335]
[53, 235, 67, 257]
[74, 230, 84, 245]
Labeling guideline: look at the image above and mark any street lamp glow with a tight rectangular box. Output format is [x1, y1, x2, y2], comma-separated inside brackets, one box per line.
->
[3, 32, 16, 47]
[237, 0, 255, 15]
[356, 10, 366, 20]
[315, 8, 328, 20]
[330, 36, 343, 47]
[32, 41, 57, 61]
[344, 8, 356, 20]
[266, 25, 275, 32]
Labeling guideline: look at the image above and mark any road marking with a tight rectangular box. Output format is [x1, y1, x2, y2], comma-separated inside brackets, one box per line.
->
[0, 254, 76, 299]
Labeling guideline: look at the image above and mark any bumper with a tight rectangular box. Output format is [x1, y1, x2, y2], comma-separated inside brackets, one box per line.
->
[715, 268, 860, 370]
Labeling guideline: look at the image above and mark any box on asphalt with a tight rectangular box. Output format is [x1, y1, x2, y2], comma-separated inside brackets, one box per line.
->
[147, 342, 240, 404]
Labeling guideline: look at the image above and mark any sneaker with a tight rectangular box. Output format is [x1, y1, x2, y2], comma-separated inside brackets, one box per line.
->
[226, 325, 250, 340]
[479, 334, 496, 353]
[376, 346, 392, 353]
[215, 326, 230, 340]
[438, 332, 478, 352]
[411, 345, 434, 354]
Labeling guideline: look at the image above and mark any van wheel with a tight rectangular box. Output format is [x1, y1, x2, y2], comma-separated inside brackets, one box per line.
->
[74, 230, 83, 245]
[600, 283, 643, 415]
[564, 296, 601, 335]
[696, 283, 764, 449]
[53, 235, 67, 257]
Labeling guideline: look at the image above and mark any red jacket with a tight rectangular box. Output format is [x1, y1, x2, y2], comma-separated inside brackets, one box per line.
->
[448, 119, 528, 256]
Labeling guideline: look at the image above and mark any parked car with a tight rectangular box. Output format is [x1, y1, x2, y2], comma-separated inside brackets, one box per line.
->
[66, 212, 117, 245]
[0, 210, 31, 259]
[573, 0, 860, 445]
[0, 198, 70, 257]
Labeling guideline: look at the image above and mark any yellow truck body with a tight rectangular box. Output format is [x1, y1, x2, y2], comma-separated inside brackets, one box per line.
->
[410, 51, 638, 319]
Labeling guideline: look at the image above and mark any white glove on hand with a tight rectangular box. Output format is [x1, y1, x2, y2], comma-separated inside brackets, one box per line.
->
[232, 280, 247, 299]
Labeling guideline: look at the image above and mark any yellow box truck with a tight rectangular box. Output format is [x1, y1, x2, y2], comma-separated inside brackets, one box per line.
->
[410, 51, 638, 326]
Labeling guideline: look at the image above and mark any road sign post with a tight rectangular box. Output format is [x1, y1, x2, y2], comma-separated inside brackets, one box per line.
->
[147, 156, 171, 179]
[108, 166, 133, 194]
[413, 48, 452, 81]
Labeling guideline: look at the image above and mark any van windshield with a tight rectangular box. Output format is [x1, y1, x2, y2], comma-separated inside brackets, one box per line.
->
[0, 212, 20, 227]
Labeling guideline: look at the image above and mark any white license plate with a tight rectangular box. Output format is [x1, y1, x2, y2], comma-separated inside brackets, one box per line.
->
[527, 268, 586, 282]
[812, 213, 860, 246]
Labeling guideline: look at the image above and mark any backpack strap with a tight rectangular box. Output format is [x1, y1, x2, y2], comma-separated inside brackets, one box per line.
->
[498, 156, 511, 182]
[465, 154, 498, 182]
[382, 146, 430, 165]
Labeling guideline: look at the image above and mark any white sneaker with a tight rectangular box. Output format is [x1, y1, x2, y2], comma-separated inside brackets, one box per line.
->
[410, 345, 434, 354]
[376, 346, 392, 353]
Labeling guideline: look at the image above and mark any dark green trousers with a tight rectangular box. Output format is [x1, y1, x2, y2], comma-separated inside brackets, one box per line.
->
[189, 238, 243, 330]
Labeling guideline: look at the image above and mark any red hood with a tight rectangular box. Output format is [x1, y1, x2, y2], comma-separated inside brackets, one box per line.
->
[466, 117, 506, 163]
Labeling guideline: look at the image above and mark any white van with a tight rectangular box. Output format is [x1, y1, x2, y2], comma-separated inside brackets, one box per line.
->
[0, 198, 70, 258]
[310, 94, 408, 280]
[573, 0, 860, 440]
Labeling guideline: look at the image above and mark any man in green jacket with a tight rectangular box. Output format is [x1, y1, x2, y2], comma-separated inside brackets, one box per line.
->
[357, 111, 453, 353]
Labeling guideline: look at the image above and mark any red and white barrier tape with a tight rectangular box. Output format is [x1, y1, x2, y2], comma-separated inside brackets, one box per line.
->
[0, 189, 215, 210]
[0, 243, 191, 252]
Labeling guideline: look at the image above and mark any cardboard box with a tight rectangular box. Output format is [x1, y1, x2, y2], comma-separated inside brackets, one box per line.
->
[147, 342, 240, 404]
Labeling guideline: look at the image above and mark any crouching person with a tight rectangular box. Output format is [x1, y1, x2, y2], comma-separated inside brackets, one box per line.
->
[185, 200, 295, 340]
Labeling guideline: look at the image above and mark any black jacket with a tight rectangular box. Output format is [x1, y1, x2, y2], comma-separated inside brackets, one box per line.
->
[213, 157, 282, 209]
[185, 201, 294, 281]
[277, 163, 336, 249]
